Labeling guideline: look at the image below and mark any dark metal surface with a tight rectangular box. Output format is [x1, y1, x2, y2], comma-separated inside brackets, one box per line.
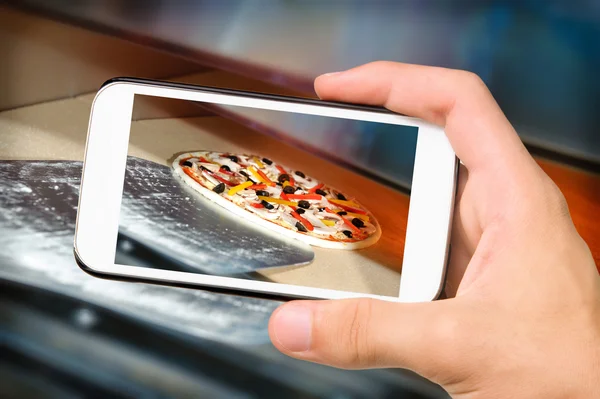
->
[0, 159, 280, 345]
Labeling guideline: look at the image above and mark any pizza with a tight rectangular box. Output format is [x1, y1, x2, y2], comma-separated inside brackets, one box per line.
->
[172, 151, 381, 249]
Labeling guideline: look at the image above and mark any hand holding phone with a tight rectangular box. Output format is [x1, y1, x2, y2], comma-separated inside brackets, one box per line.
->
[269, 61, 600, 399]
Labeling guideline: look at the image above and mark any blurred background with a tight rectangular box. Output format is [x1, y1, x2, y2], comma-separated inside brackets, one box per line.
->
[1, 1, 599, 398]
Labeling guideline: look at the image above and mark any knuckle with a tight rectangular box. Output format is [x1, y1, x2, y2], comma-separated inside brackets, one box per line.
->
[428, 310, 464, 351]
[455, 70, 488, 93]
[343, 299, 377, 367]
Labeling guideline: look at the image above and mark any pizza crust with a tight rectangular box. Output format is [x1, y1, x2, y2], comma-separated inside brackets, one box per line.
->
[172, 152, 381, 250]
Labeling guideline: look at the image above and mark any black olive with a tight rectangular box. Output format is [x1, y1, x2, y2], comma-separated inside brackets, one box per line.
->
[315, 188, 327, 196]
[182, 161, 193, 167]
[336, 193, 347, 200]
[228, 155, 239, 163]
[337, 211, 348, 216]
[262, 158, 273, 165]
[318, 207, 325, 212]
[200, 165, 210, 172]
[298, 200, 310, 209]
[212, 183, 225, 194]
[283, 185, 295, 194]
[295, 171, 306, 178]
[351, 218, 365, 228]
[261, 200, 274, 210]
[276, 182, 283, 186]
[278, 173, 290, 183]
[295, 222, 308, 232]
[295, 208, 305, 214]
[256, 190, 270, 197]
[342, 230, 353, 238]
[220, 165, 231, 172]
[239, 170, 249, 178]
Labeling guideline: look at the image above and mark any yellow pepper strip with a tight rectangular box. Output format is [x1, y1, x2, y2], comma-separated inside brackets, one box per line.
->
[228, 181, 253, 196]
[253, 157, 264, 168]
[321, 219, 336, 227]
[258, 196, 297, 207]
[282, 181, 292, 188]
[248, 166, 267, 184]
[345, 212, 370, 222]
[328, 198, 362, 208]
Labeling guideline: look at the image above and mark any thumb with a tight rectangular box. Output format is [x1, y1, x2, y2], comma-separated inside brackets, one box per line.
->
[269, 298, 461, 374]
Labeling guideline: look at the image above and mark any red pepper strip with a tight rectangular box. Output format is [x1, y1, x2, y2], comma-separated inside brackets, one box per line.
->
[341, 215, 361, 233]
[276, 165, 287, 174]
[204, 170, 234, 186]
[256, 169, 275, 186]
[291, 210, 314, 231]
[198, 156, 212, 163]
[250, 203, 264, 209]
[289, 176, 295, 186]
[248, 184, 267, 190]
[182, 168, 205, 186]
[328, 201, 368, 215]
[219, 169, 236, 176]
[308, 183, 324, 193]
[280, 192, 290, 201]
[287, 194, 323, 201]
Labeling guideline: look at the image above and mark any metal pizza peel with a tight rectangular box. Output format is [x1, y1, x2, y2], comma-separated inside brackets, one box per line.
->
[117, 156, 314, 275]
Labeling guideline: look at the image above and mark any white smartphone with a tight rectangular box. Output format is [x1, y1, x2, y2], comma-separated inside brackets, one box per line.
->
[74, 78, 457, 302]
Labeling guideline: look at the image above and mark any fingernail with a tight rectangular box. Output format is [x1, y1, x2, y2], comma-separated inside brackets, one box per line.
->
[272, 304, 312, 352]
[322, 71, 343, 77]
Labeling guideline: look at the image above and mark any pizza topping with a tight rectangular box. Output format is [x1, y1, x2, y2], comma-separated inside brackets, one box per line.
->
[341, 216, 361, 233]
[288, 194, 322, 201]
[212, 182, 225, 194]
[346, 212, 370, 222]
[255, 190, 270, 197]
[342, 230, 353, 238]
[291, 210, 314, 231]
[295, 208, 305, 214]
[261, 200, 275, 210]
[239, 170, 250, 179]
[227, 155, 239, 163]
[295, 171, 306, 178]
[282, 185, 295, 194]
[262, 157, 273, 165]
[258, 196, 297, 207]
[337, 211, 348, 216]
[308, 183, 324, 193]
[248, 184, 267, 190]
[297, 200, 311, 209]
[228, 181, 253, 196]
[277, 173, 290, 183]
[201, 170, 220, 186]
[322, 219, 336, 227]
[295, 222, 308, 233]
[253, 157, 265, 168]
[315, 188, 327, 196]
[220, 164, 231, 172]
[182, 160, 193, 168]
[351, 218, 365, 228]
[336, 193, 347, 200]
[256, 168, 275, 186]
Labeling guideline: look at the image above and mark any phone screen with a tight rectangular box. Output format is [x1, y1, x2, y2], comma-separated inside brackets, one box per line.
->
[115, 93, 418, 298]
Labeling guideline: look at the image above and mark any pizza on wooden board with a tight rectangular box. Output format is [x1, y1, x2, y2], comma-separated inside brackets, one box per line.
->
[172, 151, 381, 249]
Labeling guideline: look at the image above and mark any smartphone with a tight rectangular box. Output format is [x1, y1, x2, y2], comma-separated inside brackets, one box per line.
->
[74, 78, 457, 302]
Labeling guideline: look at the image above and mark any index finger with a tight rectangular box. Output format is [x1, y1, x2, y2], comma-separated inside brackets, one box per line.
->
[315, 61, 533, 173]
